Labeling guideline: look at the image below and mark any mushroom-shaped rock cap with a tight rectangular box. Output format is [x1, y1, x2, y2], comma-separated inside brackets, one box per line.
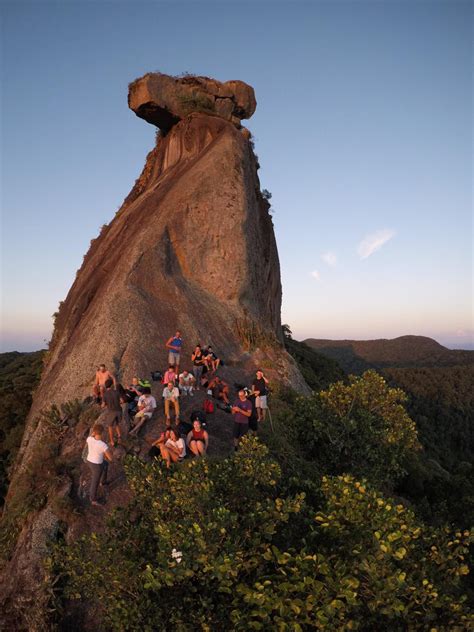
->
[128, 72, 256, 132]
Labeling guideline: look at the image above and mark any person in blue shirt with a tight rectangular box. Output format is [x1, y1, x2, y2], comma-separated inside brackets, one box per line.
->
[165, 330, 183, 374]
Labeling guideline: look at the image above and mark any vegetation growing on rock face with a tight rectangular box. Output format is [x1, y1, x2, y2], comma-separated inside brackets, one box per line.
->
[53, 437, 473, 631]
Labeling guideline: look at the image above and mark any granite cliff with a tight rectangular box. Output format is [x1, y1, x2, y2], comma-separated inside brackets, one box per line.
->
[0, 72, 308, 629]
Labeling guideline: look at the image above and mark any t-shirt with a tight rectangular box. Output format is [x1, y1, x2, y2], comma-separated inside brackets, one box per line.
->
[233, 398, 252, 424]
[86, 436, 109, 464]
[169, 336, 183, 353]
[179, 373, 194, 385]
[253, 378, 268, 397]
[103, 388, 121, 411]
[163, 386, 180, 400]
[165, 437, 186, 458]
[163, 370, 177, 384]
[138, 394, 157, 412]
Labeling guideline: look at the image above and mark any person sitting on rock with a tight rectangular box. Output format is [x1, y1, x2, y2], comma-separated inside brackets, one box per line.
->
[208, 376, 230, 404]
[130, 387, 157, 435]
[165, 330, 183, 374]
[251, 369, 270, 422]
[179, 370, 196, 396]
[159, 427, 186, 468]
[163, 365, 178, 386]
[186, 419, 209, 457]
[101, 379, 122, 446]
[204, 346, 220, 373]
[93, 364, 116, 403]
[231, 389, 252, 451]
[85, 423, 113, 507]
[129, 376, 143, 397]
[148, 427, 173, 458]
[163, 381, 180, 426]
[191, 344, 205, 388]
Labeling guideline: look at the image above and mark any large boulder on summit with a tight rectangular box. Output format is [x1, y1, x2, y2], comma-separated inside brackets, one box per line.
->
[128, 72, 257, 131]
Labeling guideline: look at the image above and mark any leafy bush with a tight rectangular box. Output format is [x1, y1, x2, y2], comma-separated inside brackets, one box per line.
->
[53, 438, 472, 630]
[292, 370, 420, 487]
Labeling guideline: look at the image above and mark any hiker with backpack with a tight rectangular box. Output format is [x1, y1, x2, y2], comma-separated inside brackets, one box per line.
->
[165, 330, 183, 374]
[101, 379, 122, 446]
[208, 376, 230, 404]
[130, 387, 157, 435]
[163, 381, 180, 426]
[84, 423, 113, 507]
[191, 344, 205, 388]
[231, 389, 252, 450]
[187, 419, 209, 457]
[252, 369, 270, 422]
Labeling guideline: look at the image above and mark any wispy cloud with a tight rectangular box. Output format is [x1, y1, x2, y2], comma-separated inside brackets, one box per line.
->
[357, 229, 396, 259]
[311, 269, 321, 281]
[321, 251, 337, 267]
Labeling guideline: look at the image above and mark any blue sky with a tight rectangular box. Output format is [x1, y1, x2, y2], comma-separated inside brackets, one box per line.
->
[1, 0, 472, 351]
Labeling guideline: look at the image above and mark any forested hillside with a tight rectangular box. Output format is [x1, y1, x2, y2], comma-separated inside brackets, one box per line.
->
[0, 351, 44, 505]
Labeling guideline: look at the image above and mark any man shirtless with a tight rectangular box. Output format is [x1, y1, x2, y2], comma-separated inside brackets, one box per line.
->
[93, 364, 116, 402]
[207, 376, 230, 405]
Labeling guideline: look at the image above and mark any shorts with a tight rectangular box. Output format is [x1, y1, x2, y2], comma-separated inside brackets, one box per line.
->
[103, 410, 121, 427]
[168, 351, 180, 365]
[233, 422, 249, 439]
[134, 411, 153, 420]
[256, 395, 268, 409]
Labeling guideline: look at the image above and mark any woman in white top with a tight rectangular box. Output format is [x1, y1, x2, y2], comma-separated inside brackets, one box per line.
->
[85, 423, 113, 506]
[159, 427, 186, 468]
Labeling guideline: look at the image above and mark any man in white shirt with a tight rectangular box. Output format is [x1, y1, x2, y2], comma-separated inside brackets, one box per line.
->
[130, 387, 157, 435]
[179, 370, 196, 396]
[163, 381, 180, 425]
[85, 423, 113, 506]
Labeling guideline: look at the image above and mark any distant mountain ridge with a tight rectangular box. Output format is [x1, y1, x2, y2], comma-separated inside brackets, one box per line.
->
[303, 335, 474, 373]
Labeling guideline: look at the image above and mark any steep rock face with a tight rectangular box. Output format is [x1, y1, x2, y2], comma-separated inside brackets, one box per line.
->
[1, 73, 308, 628]
[11, 73, 308, 468]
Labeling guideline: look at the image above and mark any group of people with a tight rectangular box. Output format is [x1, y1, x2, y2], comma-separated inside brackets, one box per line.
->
[84, 331, 270, 505]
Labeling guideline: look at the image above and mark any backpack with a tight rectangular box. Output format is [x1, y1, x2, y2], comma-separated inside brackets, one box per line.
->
[190, 410, 207, 424]
[151, 371, 163, 382]
[203, 399, 214, 414]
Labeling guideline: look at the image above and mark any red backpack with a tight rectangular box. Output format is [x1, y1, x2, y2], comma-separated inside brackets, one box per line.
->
[203, 399, 214, 414]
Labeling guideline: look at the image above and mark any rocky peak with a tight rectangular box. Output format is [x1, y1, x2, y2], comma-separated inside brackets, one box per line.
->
[128, 72, 257, 131]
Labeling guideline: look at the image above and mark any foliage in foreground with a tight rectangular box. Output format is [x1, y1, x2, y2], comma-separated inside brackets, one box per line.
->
[292, 370, 420, 487]
[53, 438, 472, 631]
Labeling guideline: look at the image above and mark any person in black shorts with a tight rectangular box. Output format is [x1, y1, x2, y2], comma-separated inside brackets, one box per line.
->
[231, 389, 252, 451]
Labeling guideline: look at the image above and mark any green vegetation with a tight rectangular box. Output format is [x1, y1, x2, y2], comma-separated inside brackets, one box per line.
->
[52, 370, 473, 629]
[0, 350, 44, 504]
[53, 436, 472, 630]
[178, 92, 216, 115]
[284, 335, 345, 391]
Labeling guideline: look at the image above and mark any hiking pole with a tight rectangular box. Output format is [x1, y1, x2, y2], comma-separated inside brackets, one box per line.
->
[267, 405, 274, 433]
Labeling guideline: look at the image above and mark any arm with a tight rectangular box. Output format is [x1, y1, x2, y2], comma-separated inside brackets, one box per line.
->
[204, 431, 209, 451]
[186, 431, 192, 446]
[104, 448, 113, 462]
[165, 337, 179, 351]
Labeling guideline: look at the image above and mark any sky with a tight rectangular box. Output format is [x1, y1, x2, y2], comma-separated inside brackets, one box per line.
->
[0, 0, 472, 351]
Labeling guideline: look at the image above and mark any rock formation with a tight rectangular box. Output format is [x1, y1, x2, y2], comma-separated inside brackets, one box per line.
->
[0, 72, 308, 628]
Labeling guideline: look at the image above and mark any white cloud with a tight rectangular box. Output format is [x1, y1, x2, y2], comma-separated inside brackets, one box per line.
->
[321, 251, 337, 267]
[357, 229, 396, 259]
[311, 269, 321, 281]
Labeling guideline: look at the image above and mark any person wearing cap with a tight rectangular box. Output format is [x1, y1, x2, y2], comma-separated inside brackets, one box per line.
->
[252, 369, 269, 422]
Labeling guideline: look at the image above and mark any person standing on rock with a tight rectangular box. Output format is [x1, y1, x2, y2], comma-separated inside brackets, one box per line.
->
[85, 423, 113, 507]
[191, 344, 205, 388]
[252, 369, 269, 422]
[165, 330, 183, 374]
[231, 389, 252, 451]
[93, 364, 116, 403]
[101, 379, 123, 446]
